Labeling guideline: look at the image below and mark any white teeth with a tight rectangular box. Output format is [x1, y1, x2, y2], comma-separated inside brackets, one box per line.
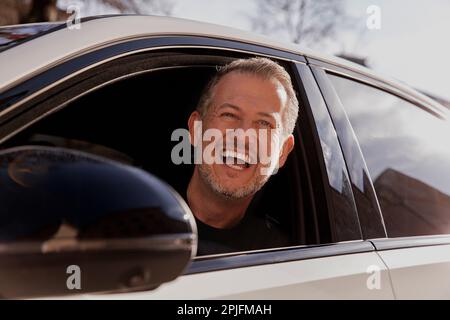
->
[226, 163, 244, 170]
[223, 150, 249, 164]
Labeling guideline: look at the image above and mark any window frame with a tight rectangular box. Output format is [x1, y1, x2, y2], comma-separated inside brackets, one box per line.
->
[310, 65, 387, 240]
[293, 63, 362, 243]
[308, 58, 448, 120]
[0, 36, 367, 272]
[310, 57, 450, 246]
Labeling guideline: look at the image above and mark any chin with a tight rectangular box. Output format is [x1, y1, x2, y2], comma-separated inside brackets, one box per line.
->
[214, 172, 255, 191]
[199, 163, 264, 199]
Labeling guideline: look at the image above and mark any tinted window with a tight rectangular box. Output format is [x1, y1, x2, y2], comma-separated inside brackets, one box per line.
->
[328, 74, 450, 237]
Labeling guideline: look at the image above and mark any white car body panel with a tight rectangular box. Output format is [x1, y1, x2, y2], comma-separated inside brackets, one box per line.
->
[378, 244, 450, 299]
[0, 15, 303, 92]
[66, 252, 394, 300]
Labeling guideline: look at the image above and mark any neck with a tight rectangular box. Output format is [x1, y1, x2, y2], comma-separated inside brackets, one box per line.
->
[187, 167, 253, 229]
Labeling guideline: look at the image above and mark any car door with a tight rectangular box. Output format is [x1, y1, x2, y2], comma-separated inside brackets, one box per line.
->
[312, 58, 450, 299]
[0, 33, 394, 299]
[101, 62, 394, 300]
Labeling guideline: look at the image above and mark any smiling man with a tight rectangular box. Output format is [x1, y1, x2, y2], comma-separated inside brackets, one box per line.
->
[186, 57, 299, 255]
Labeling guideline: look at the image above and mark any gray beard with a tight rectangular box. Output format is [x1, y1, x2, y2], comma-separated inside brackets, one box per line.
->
[197, 163, 270, 200]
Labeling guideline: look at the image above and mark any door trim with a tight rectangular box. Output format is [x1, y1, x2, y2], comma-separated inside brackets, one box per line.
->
[371, 235, 450, 251]
[185, 240, 374, 274]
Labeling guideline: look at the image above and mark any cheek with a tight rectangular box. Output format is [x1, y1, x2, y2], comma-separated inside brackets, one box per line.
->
[258, 130, 281, 158]
[200, 125, 225, 162]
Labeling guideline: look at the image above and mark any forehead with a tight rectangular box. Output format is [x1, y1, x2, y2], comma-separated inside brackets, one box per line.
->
[212, 72, 288, 114]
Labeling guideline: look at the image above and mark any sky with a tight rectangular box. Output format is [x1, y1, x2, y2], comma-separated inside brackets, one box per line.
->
[171, 0, 450, 101]
[61, 0, 450, 101]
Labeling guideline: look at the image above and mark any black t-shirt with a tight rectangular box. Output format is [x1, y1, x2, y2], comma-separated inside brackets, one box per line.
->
[191, 190, 291, 256]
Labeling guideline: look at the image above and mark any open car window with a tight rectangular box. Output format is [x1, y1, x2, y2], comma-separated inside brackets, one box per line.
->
[0, 49, 336, 257]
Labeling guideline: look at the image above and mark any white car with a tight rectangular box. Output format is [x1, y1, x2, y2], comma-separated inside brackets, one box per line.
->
[0, 15, 449, 300]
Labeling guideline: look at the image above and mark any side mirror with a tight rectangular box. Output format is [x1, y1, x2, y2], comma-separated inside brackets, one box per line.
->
[0, 146, 197, 298]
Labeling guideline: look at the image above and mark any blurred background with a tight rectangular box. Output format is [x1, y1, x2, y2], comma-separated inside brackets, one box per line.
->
[0, 0, 449, 106]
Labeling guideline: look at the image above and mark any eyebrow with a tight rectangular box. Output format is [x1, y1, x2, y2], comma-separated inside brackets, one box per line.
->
[217, 103, 241, 112]
[256, 112, 276, 121]
[218, 103, 277, 120]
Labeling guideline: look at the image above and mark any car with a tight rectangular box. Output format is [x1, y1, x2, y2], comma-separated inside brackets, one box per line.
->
[0, 15, 449, 300]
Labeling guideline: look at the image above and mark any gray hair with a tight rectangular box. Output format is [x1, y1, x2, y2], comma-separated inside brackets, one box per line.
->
[197, 57, 299, 136]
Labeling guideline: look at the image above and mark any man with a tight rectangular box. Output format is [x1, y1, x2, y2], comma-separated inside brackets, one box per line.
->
[186, 57, 299, 255]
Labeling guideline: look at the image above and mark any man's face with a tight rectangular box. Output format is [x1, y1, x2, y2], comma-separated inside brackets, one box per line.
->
[189, 72, 294, 199]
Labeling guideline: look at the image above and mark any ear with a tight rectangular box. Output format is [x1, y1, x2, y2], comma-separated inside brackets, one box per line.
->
[188, 110, 202, 146]
[278, 134, 295, 169]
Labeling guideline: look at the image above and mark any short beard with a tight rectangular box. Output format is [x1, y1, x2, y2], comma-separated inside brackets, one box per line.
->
[197, 163, 270, 200]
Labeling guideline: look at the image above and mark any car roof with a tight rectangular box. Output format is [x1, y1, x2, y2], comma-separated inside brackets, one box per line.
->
[0, 15, 446, 115]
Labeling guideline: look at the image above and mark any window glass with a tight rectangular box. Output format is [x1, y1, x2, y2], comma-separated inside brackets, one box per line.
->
[328, 74, 450, 237]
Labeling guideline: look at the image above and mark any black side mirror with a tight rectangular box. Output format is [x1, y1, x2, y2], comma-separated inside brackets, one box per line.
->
[0, 146, 197, 298]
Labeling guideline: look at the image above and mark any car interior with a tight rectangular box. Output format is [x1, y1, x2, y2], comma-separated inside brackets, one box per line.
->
[0, 49, 329, 255]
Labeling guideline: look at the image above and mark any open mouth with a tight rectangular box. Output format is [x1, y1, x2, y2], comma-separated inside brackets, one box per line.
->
[221, 150, 253, 170]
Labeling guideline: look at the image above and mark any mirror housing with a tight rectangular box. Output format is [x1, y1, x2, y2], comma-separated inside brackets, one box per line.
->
[0, 146, 197, 298]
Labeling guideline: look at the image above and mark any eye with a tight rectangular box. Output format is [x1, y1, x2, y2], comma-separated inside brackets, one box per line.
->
[221, 112, 238, 119]
[257, 119, 273, 128]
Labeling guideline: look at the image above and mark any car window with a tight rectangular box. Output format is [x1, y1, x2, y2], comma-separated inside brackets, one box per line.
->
[0, 50, 334, 256]
[328, 73, 450, 237]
